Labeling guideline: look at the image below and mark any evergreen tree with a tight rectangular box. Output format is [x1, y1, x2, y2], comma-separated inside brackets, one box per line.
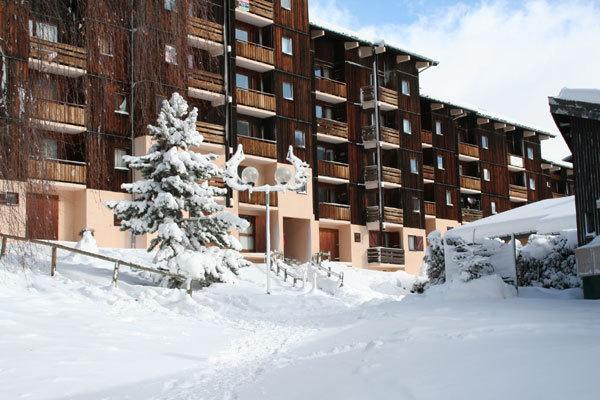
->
[423, 231, 446, 285]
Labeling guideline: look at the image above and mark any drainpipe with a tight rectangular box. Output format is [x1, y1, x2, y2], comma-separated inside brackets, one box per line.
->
[223, 0, 233, 208]
[372, 49, 385, 247]
[129, 2, 136, 249]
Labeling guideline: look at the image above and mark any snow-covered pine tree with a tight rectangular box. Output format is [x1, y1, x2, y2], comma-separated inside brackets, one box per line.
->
[423, 230, 446, 285]
[107, 93, 249, 282]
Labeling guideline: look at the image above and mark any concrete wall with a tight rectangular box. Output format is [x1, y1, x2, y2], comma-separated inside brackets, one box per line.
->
[0, 179, 27, 237]
[402, 227, 427, 276]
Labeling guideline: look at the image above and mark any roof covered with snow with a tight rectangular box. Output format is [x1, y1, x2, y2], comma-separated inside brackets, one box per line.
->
[549, 88, 600, 124]
[446, 196, 576, 242]
[558, 88, 600, 105]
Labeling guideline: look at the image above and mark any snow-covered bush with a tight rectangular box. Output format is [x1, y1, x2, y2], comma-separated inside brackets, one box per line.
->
[517, 232, 580, 289]
[422, 230, 445, 285]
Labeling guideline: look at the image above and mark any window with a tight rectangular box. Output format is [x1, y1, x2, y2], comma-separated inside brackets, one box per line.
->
[164, 0, 176, 11]
[235, 28, 248, 42]
[529, 177, 536, 190]
[155, 95, 167, 115]
[114, 148, 128, 170]
[483, 168, 490, 181]
[491, 201, 497, 214]
[354, 233, 361, 243]
[403, 119, 412, 134]
[165, 45, 177, 64]
[317, 146, 334, 162]
[435, 120, 443, 136]
[42, 138, 58, 159]
[236, 73, 249, 90]
[281, 0, 292, 10]
[315, 105, 332, 119]
[527, 146, 534, 160]
[413, 197, 421, 213]
[187, 54, 195, 69]
[30, 20, 58, 42]
[282, 82, 294, 100]
[294, 130, 305, 148]
[481, 135, 489, 149]
[115, 93, 128, 114]
[239, 216, 256, 252]
[408, 235, 424, 251]
[237, 120, 250, 137]
[99, 36, 113, 56]
[410, 158, 418, 174]
[113, 215, 122, 227]
[401, 80, 410, 96]
[0, 192, 19, 206]
[585, 212, 596, 237]
[282, 36, 293, 55]
[446, 190, 453, 206]
[436, 155, 444, 170]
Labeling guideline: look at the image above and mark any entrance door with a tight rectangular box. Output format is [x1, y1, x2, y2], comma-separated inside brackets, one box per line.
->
[319, 228, 339, 261]
[26, 193, 59, 240]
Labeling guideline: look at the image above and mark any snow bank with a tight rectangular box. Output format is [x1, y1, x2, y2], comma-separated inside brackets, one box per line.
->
[426, 275, 517, 301]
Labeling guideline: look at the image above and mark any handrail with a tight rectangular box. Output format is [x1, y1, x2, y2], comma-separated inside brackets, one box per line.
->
[34, 157, 87, 166]
[311, 251, 344, 287]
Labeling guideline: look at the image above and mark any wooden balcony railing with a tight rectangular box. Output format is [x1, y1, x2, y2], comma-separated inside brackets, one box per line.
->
[29, 36, 86, 70]
[423, 165, 435, 181]
[460, 175, 481, 191]
[27, 158, 86, 185]
[462, 208, 483, 223]
[424, 201, 436, 216]
[367, 247, 405, 265]
[508, 154, 525, 169]
[197, 121, 225, 145]
[509, 184, 528, 199]
[459, 142, 480, 159]
[238, 135, 277, 159]
[364, 165, 401, 184]
[318, 160, 349, 180]
[366, 206, 403, 225]
[236, 40, 274, 65]
[32, 99, 86, 127]
[422, 129, 433, 146]
[189, 69, 224, 94]
[552, 192, 565, 199]
[188, 16, 223, 43]
[361, 85, 398, 107]
[361, 126, 400, 146]
[236, 0, 274, 20]
[239, 190, 278, 207]
[315, 76, 347, 99]
[319, 202, 350, 221]
[317, 118, 348, 140]
[236, 88, 276, 112]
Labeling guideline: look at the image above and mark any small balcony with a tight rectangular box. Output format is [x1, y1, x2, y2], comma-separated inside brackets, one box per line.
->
[424, 201, 436, 217]
[366, 206, 403, 230]
[187, 16, 224, 56]
[460, 175, 482, 193]
[188, 69, 225, 106]
[423, 165, 435, 182]
[318, 160, 349, 184]
[29, 36, 86, 77]
[319, 202, 351, 222]
[236, 88, 276, 118]
[458, 142, 480, 161]
[509, 184, 528, 202]
[238, 135, 277, 160]
[316, 118, 348, 143]
[239, 190, 278, 207]
[362, 126, 400, 150]
[235, 0, 274, 27]
[236, 40, 274, 72]
[367, 247, 405, 267]
[315, 77, 347, 104]
[30, 99, 86, 134]
[197, 121, 225, 146]
[28, 158, 86, 185]
[461, 208, 483, 223]
[507, 154, 525, 171]
[364, 165, 401, 189]
[361, 86, 398, 111]
[421, 129, 433, 148]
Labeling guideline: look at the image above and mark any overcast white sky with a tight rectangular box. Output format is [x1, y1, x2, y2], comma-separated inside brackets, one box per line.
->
[310, 0, 600, 161]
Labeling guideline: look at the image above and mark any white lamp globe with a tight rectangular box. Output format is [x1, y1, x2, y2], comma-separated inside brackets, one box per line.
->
[274, 166, 293, 185]
[241, 166, 259, 186]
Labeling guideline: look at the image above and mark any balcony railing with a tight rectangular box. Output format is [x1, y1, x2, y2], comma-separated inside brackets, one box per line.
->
[364, 165, 401, 184]
[366, 206, 403, 225]
[189, 69, 224, 94]
[28, 158, 86, 185]
[29, 36, 86, 73]
[459, 142, 480, 159]
[188, 16, 223, 43]
[462, 208, 483, 223]
[236, 88, 276, 112]
[552, 192, 565, 199]
[315, 76, 347, 99]
[361, 85, 398, 107]
[319, 202, 350, 221]
[197, 121, 225, 145]
[236, 40, 274, 65]
[32, 99, 86, 127]
[509, 184, 528, 200]
[318, 160, 349, 180]
[317, 118, 348, 140]
[424, 201, 436, 216]
[422, 129, 433, 146]
[508, 154, 525, 169]
[238, 135, 277, 159]
[367, 247, 405, 265]
[236, 0, 274, 20]
[239, 190, 278, 207]
[423, 165, 435, 181]
[460, 175, 481, 191]
[361, 126, 400, 146]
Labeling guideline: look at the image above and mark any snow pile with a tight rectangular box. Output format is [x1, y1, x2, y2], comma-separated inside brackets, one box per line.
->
[426, 275, 517, 301]
[558, 88, 600, 105]
[174, 248, 248, 284]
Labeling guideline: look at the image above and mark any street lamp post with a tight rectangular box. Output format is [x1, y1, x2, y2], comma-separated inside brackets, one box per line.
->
[223, 144, 309, 294]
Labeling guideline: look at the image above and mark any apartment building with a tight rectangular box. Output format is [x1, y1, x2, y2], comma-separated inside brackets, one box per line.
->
[0, 0, 573, 273]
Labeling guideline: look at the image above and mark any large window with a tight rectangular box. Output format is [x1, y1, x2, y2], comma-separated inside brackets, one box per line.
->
[281, 0, 292, 10]
[236, 73, 249, 90]
[410, 158, 418, 174]
[403, 119, 412, 134]
[413, 197, 421, 213]
[282, 82, 294, 100]
[435, 120, 443, 136]
[446, 190, 453, 206]
[237, 120, 250, 137]
[315, 105, 332, 119]
[239, 216, 256, 252]
[436, 155, 444, 170]
[114, 149, 128, 170]
[401, 80, 410, 96]
[408, 235, 424, 251]
[99, 36, 114, 56]
[527, 146, 534, 160]
[483, 168, 490, 181]
[42, 138, 58, 159]
[317, 146, 335, 162]
[235, 28, 249, 42]
[529, 177, 536, 190]
[165, 45, 177, 64]
[29, 20, 58, 42]
[491, 201, 497, 214]
[294, 130, 305, 149]
[481, 135, 489, 149]
[282, 36, 293, 55]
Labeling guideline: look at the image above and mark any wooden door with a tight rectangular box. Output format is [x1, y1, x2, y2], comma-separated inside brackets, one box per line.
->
[319, 228, 339, 261]
[26, 193, 59, 240]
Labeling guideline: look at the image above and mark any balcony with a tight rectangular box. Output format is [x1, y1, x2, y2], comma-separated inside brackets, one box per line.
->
[318, 160, 349, 184]
[364, 165, 401, 189]
[236, 88, 276, 118]
[239, 190, 278, 207]
[424, 201, 436, 217]
[362, 126, 400, 150]
[316, 118, 348, 143]
[236, 40, 274, 72]
[462, 208, 483, 223]
[238, 135, 277, 160]
[421, 129, 433, 148]
[361, 85, 398, 111]
[31, 99, 86, 134]
[187, 16, 224, 56]
[315, 77, 347, 104]
[28, 158, 86, 185]
[367, 247, 405, 267]
[508, 154, 525, 171]
[423, 165, 435, 182]
[197, 121, 225, 146]
[319, 202, 350, 222]
[458, 142, 480, 161]
[509, 184, 528, 202]
[552, 192, 565, 199]
[235, 0, 274, 27]
[29, 36, 86, 77]
[188, 69, 225, 106]
[460, 175, 482, 193]
[366, 206, 403, 230]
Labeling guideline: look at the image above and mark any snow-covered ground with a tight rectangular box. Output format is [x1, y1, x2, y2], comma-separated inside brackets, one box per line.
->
[1, 243, 599, 400]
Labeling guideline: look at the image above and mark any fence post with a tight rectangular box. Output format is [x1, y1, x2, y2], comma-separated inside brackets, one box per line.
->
[284, 269, 288, 282]
[186, 279, 193, 297]
[112, 262, 120, 287]
[327, 266, 332, 277]
[339, 271, 344, 287]
[0, 236, 7, 258]
[50, 246, 57, 276]
[293, 277, 297, 287]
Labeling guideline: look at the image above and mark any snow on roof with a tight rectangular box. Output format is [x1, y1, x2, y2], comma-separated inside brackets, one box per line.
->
[446, 196, 576, 242]
[558, 88, 600, 105]
[541, 157, 573, 170]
